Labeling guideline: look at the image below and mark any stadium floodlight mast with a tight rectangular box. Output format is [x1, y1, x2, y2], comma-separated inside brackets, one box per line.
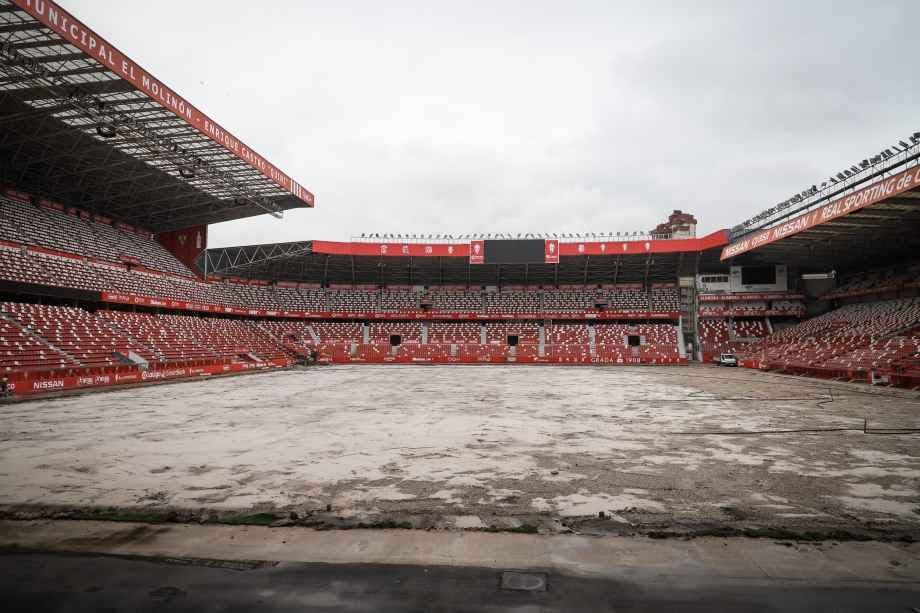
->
[735, 130, 920, 233]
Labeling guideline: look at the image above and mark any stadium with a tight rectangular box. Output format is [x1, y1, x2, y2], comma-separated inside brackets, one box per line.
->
[0, 0, 919, 609]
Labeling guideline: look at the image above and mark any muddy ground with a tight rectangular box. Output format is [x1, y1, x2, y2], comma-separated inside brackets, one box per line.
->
[0, 365, 918, 537]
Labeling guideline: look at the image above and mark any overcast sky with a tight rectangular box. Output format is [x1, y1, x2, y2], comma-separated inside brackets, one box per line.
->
[67, 0, 918, 246]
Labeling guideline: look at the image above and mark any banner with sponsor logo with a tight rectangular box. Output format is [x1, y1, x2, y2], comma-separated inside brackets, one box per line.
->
[544, 239, 559, 263]
[469, 240, 484, 264]
[8, 360, 288, 396]
[10, 0, 313, 206]
[721, 166, 920, 260]
[697, 293, 804, 302]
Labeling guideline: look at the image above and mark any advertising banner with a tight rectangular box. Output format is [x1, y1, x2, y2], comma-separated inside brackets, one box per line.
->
[544, 239, 559, 264]
[469, 240, 484, 264]
[721, 166, 920, 260]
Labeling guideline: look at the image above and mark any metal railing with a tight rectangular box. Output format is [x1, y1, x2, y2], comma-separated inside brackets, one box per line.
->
[350, 231, 675, 244]
[731, 139, 920, 241]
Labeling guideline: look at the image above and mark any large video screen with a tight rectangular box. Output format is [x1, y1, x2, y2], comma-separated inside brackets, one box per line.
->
[741, 265, 776, 286]
[483, 239, 545, 264]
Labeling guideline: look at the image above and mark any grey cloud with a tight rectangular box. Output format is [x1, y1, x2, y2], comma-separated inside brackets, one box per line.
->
[67, 0, 919, 246]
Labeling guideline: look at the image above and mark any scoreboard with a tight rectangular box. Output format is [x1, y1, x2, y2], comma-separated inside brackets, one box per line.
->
[469, 239, 559, 264]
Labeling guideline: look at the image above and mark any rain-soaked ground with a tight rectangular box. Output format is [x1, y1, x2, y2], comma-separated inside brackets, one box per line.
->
[1, 365, 919, 537]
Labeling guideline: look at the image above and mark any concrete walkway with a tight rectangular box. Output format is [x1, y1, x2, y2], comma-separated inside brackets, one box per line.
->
[1, 520, 918, 584]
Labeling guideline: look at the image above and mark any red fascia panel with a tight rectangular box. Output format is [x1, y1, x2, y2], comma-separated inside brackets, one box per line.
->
[558, 230, 729, 256]
[312, 230, 729, 259]
[312, 241, 469, 257]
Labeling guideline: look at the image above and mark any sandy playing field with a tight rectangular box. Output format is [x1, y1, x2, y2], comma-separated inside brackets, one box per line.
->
[1, 365, 918, 536]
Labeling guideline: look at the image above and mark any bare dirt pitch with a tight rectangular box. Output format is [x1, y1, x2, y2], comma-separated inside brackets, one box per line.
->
[1, 365, 918, 538]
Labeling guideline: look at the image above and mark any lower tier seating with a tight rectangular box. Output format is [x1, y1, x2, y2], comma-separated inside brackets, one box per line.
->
[427, 322, 481, 343]
[0, 302, 687, 375]
[0, 314, 76, 372]
[736, 298, 920, 374]
[2, 302, 153, 368]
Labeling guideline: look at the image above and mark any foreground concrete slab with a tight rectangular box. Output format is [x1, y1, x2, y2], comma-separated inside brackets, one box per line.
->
[2, 520, 918, 584]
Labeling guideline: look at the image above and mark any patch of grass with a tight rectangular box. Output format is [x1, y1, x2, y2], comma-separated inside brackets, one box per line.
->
[218, 512, 277, 526]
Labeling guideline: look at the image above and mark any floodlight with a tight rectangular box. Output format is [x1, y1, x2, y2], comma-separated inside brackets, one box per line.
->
[95, 123, 117, 138]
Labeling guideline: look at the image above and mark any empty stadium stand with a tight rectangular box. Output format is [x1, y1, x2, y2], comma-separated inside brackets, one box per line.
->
[2, 303, 150, 369]
[484, 289, 542, 314]
[428, 288, 483, 312]
[1, 195, 193, 276]
[545, 323, 589, 345]
[312, 322, 364, 344]
[98, 311, 217, 363]
[824, 262, 920, 299]
[0, 245, 49, 286]
[370, 322, 422, 343]
[733, 318, 770, 339]
[486, 322, 540, 344]
[699, 318, 730, 355]
[427, 322, 482, 344]
[0, 312, 75, 373]
[736, 298, 920, 380]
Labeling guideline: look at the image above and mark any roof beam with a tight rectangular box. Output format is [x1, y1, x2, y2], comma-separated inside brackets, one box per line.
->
[0, 21, 45, 34]
[6, 79, 135, 101]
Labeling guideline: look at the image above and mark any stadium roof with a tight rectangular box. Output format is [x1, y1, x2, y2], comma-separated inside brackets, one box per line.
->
[199, 233, 728, 285]
[0, 0, 313, 233]
[721, 163, 920, 274]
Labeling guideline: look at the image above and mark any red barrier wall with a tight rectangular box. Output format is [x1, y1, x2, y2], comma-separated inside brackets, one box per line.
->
[317, 343, 686, 365]
[7, 359, 289, 397]
[157, 225, 207, 277]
